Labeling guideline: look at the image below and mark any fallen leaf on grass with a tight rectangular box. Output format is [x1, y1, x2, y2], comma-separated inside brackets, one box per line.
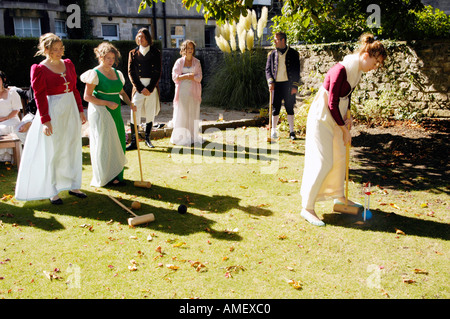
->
[402, 278, 416, 284]
[395, 228, 406, 235]
[414, 268, 428, 275]
[189, 260, 208, 272]
[172, 241, 186, 248]
[128, 264, 138, 271]
[278, 234, 287, 240]
[278, 178, 299, 183]
[43, 270, 62, 281]
[1, 194, 13, 202]
[288, 279, 302, 290]
[166, 264, 180, 270]
[390, 203, 401, 210]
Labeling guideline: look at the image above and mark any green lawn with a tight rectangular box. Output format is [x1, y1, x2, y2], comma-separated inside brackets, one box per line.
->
[0, 127, 448, 299]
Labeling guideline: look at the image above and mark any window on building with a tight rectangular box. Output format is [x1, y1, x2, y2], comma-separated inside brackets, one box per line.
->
[170, 25, 185, 48]
[14, 17, 41, 38]
[102, 24, 119, 41]
[55, 19, 68, 39]
[204, 25, 216, 48]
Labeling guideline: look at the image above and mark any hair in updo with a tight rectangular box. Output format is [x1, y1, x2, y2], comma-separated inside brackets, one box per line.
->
[94, 42, 121, 65]
[357, 33, 387, 65]
[35, 33, 62, 57]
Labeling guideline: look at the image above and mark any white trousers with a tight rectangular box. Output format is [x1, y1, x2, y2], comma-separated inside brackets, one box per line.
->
[131, 78, 160, 124]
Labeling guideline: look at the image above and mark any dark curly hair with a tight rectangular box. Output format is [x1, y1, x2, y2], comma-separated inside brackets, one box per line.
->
[0, 70, 8, 88]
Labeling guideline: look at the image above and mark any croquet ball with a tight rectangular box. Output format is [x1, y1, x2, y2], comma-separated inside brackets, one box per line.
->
[131, 201, 141, 210]
[364, 209, 372, 220]
[178, 204, 187, 214]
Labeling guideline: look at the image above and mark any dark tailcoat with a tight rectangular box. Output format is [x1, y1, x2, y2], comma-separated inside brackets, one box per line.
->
[128, 46, 162, 97]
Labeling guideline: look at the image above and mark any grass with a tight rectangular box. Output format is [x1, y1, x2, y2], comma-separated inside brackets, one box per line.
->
[0, 126, 449, 299]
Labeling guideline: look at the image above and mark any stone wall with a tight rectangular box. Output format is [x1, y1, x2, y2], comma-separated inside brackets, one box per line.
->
[294, 39, 450, 118]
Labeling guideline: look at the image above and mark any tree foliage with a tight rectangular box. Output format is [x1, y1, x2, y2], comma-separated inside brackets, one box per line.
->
[272, 0, 450, 44]
[139, 0, 254, 24]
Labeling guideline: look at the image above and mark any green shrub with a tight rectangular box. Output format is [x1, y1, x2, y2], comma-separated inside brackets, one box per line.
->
[202, 48, 268, 110]
[410, 6, 450, 40]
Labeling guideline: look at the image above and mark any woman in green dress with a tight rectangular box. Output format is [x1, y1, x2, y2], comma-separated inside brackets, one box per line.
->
[81, 42, 136, 187]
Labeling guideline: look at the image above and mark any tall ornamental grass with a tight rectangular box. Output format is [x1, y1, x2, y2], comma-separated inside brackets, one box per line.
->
[203, 8, 270, 110]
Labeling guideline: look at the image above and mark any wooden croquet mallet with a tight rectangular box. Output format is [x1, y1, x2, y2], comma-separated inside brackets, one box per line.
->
[108, 195, 155, 226]
[267, 89, 273, 143]
[132, 111, 151, 188]
[333, 110, 362, 215]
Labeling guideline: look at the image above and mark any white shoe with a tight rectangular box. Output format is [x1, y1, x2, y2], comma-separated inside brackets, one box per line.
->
[271, 131, 278, 139]
[301, 209, 325, 227]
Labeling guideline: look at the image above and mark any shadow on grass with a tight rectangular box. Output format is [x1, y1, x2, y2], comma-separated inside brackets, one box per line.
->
[139, 137, 304, 160]
[322, 209, 450, 241]
[1, 180, 273, 241]
[351, 131, 449, 194]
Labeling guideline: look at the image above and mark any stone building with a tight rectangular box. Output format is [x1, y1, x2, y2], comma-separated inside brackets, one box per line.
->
[0, 0, 275, 47]
[0, 0, 218, 47]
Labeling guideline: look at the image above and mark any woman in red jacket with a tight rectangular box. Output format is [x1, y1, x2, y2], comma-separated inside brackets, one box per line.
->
[15, 33, 87, 205]
[300, 33, 387, 226]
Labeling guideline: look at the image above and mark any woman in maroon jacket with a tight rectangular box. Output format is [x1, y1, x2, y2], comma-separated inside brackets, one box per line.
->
[300, 33, 387, 226]
[15, 33, 87, 204]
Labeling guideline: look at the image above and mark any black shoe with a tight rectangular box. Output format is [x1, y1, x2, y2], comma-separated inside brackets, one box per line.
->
[69, 190, 87, 198]
[126, 142, 137, 151]
[126, 123, 137, 151]
[145, 122, 155, 148]
[145, 139, 155, 148]
[50, 198, 63, 205]
[289, 132, 296, 140]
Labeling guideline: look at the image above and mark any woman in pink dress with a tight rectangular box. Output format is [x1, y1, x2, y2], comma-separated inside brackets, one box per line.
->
[15, 33, 87, 205]
[300, 33, 387, 226]
[170, 40, 203, 146]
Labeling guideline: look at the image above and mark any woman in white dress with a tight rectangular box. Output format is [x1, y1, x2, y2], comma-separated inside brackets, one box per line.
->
[81, 42, 136, 187]
[300, 33, 387, 226]
[0, 71, 22, 162]
[170, 40, 203, 146]
[15, 33, 87, 204]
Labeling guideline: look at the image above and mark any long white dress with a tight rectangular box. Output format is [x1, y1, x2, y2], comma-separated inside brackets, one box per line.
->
[15, 92, 82, 201]
[0, 89, 22, 162]
[300, 54, 362, 210]
[170, 66, 202, 146]
[80, 69, 127, 187]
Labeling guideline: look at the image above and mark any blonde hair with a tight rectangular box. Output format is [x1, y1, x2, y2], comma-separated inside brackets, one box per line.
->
[180, 40, 196, 56]
[35, 33, 62, 57]
[358, 33, 387, 65]
[94, 42, 121, 65]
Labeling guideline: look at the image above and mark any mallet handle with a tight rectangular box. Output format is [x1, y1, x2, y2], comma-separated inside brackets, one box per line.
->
[108, 195, 138, 217]
[345, 109, 351, 206]
[132, 111, 144, 182]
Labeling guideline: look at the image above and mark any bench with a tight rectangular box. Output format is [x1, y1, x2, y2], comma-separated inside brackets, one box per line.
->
[0, 133, 22, 169]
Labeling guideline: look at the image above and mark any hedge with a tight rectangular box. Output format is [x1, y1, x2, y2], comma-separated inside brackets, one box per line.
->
[0, 36, 162, 106]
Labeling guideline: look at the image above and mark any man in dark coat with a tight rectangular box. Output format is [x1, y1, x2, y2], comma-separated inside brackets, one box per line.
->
[265, 32, 300, 140]
[127, 28, 162, 149]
